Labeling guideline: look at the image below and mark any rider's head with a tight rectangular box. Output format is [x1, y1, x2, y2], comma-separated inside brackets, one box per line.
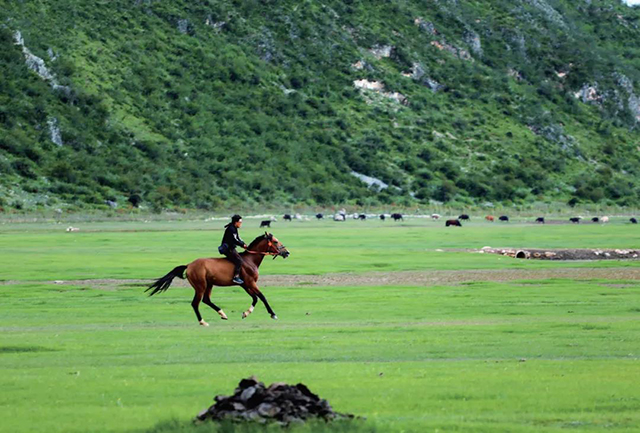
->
[231, 214, 243, 228]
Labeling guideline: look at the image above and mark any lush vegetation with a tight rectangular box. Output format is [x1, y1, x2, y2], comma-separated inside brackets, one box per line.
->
[1, 220, 639, 432]
[1, 0, 640, 212]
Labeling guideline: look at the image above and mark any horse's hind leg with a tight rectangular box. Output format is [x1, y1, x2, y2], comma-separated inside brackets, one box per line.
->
[241, 286, 258, 319]
[203, 285, 228, 320]
[187, 273, 209, 326]
[191, 293, 208, 326]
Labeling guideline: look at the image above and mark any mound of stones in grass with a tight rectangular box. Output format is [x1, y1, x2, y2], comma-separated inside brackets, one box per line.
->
[195, 376, 355, 426]
[480, 247, 640, 260]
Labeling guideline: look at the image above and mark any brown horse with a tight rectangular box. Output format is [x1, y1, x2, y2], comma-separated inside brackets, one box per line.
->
[146, 233, 290, 326]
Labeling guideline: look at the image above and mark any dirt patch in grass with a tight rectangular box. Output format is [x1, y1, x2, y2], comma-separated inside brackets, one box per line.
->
[2, 268, 640, 288]
[479, 247, 640, 260]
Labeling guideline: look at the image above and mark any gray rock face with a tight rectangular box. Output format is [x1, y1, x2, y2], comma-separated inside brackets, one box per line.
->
[196, 376, 355, 426]
[614, 73, 640, 122]
[15, 31, 57, 82]
[414, 18, 437, 35]
[463, 30, 483, 57]
[629, 94, 640, 122]
[423, 77, 444, 92]
[47, 117, 63, 147]
[350, 171, 388, 190]
[177, 19, 190, 34]
[251, 26, 280, 63]
[523, 0, 567, 29]
[14, 29, 73, 104]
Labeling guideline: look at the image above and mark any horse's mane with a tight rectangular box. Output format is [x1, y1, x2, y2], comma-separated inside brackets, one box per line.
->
[247, 233, 272, 250]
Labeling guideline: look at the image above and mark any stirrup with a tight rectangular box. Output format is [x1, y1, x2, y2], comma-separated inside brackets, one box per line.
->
[232, 276, 244, 285]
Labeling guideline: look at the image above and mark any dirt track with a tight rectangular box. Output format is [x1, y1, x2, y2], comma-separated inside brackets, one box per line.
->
[2, 267, 639, 288]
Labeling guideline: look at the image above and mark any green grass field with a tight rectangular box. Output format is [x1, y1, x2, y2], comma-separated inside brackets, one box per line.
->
[1, 218, 639, 432]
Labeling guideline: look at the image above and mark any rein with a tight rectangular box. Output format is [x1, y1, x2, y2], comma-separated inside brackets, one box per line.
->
[245, 249, 278, 256]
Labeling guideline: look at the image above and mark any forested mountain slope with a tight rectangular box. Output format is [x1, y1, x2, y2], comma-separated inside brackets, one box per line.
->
[1, 0, 639, 211]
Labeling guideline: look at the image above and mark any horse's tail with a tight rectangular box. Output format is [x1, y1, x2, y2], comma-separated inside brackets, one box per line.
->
[146, 265, 188, 296]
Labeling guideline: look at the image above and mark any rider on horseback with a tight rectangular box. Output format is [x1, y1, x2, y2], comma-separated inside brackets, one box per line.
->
[219, 214, 248, 285]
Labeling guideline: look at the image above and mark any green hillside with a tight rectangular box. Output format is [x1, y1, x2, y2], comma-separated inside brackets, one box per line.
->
[1, 0, 639, 211]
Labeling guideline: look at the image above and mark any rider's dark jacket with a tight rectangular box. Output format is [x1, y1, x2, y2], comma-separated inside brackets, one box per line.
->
[220, 224, 245, 252]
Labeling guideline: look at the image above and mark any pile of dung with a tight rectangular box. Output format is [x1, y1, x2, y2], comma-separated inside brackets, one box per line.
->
[196, 376, 355, 426]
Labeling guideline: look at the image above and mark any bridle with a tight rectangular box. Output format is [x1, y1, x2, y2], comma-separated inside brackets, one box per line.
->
[245, 236, 286, 258]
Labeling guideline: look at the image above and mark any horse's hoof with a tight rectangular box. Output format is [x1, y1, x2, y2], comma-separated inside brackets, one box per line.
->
[242, 311, 248, 319]
[271, 314, 278, 320]
[218, 311, 228, 320]
[199, 320, 209, 327]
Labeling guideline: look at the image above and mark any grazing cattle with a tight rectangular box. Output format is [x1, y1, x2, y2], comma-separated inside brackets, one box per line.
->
[446, 219, 462, 227]
[379, 214, 386, 221]
[485, 215, 495, 222]
[333, 214, 346, 221]
[283, 214, 292, 221]
[66, 226, 80, 232]
[499, 216, 509, 222]
[631, 218, 638, 224]
[569, 217, 581, 224]
[431, 213, 441, 220]
[535, 217, 545, 224]
[259, 220, 271, 228]
[601, 216, 609, 223]
[591, 217, 599, 223]
[316, 213, 324, 220]
[358, 214, 367, 220]
[391, 213, 403, 221]
[458, 214, 470, 220]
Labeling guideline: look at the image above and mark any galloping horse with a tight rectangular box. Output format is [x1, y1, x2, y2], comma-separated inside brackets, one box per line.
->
[146, 233, 290, 326]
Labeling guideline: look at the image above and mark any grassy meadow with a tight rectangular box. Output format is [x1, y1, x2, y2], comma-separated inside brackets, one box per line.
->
[1, 216, 640, 432]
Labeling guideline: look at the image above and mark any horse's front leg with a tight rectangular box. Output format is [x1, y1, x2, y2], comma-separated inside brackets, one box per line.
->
[241, 286, 258, 319]
[245, 283, 277, 320]
[256, 290, 278, 320]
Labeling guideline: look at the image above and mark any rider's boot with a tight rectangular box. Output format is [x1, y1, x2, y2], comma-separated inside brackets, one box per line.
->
[232, 274, 244, 285]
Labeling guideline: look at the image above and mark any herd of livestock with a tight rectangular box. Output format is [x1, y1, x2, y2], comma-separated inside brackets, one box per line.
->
[258, 213, 639, 227]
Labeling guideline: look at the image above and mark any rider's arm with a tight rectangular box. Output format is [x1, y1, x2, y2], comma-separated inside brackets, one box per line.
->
[233, 230, 246, 248]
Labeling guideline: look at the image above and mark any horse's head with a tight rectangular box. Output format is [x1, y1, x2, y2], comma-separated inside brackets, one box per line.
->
[267, 232, 290, 259]
[251, 232, 289, 259]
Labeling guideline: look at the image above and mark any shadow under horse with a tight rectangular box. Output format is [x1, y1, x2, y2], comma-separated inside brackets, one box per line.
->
[146, 233, 290, 326]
